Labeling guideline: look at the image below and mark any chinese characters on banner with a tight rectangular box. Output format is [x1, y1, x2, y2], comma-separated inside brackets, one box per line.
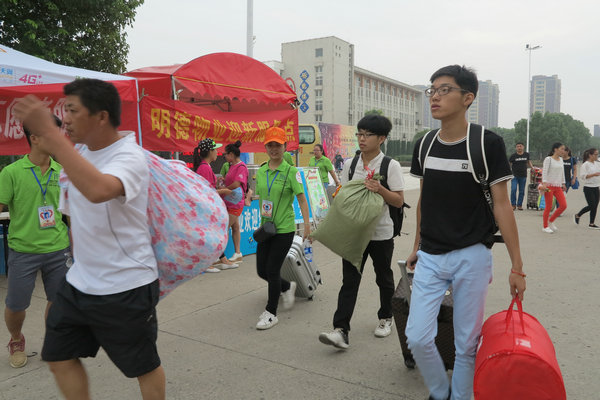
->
[140, 96, 299, 153]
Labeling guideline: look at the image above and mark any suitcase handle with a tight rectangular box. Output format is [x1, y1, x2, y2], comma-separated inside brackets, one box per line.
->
[504, 297, 526, 335]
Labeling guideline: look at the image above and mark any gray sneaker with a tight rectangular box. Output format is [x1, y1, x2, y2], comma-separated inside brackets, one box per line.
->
[318, 328, 349, 349]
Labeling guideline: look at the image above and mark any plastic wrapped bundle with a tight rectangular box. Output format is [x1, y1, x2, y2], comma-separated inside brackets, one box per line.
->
[311, 180, 384, 270]
[145, 151, 229, 298]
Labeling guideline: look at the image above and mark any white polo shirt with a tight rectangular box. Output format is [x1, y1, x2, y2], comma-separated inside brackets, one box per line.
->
[340, 151, 405, 240]
[60, 133, 158, 295]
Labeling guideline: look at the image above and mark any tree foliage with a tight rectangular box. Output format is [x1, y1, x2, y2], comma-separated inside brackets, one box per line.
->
[364, 109, 383, 116]
[0, 0, 144, 74]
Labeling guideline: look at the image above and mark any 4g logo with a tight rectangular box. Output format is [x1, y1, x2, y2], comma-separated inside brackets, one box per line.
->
[19, 74, 43, 85]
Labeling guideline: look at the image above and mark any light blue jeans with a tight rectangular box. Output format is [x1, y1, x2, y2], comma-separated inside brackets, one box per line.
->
[510, 176, 527, 207]
[405, 243, 493, 400]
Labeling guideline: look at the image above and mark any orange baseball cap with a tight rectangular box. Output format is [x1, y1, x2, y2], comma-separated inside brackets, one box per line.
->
[264, 127, 286, 144]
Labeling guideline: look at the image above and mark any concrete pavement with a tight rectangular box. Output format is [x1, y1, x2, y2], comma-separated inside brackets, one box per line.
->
[0, 181, 598, 399]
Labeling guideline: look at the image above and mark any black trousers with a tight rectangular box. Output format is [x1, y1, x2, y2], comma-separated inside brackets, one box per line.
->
[333, 238, 395, 332]
[578, 186, 600, 224]
[255, 232, 294, 315]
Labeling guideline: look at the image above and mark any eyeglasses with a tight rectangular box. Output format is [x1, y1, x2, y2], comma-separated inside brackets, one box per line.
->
[355, 132, 377, 139]
[425, 86, 469, 97]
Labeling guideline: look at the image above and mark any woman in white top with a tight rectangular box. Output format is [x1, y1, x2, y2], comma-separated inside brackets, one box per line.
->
[574, 148, 600, 229]
[541, 142, 567, 233]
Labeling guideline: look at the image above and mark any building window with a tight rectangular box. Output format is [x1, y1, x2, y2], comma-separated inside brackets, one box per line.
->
[315, 65, 323, 74]
[315, 114, 323, 122]
[315, 76, 323, 86]
[315, 89, 322, 98]
[315, 100, 323, 111]
[315, 48, 323, 57]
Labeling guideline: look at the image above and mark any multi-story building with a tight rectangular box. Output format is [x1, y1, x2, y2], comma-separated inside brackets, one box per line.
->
[467, 80, 500, 128]
[414, 84, 440, 131]
[530, 75, 561, 115]
[278, 36, 423, 143]
[594, 124, 600, 138]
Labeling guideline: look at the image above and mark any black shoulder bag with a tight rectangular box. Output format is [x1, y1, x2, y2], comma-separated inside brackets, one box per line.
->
[253, 165, 290, 243]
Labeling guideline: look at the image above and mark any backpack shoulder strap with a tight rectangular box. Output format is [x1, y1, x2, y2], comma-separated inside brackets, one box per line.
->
[348, 154, 360, 180]
[467, 123, 488, 184]
[418, 129, 440, 173]
[380, 156, 392, 190]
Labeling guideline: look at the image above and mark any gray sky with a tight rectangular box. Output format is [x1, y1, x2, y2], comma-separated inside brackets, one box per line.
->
[126, 0, 599, 132]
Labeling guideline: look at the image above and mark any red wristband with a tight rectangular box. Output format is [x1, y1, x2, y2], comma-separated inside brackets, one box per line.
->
[511, 269, 526, 278]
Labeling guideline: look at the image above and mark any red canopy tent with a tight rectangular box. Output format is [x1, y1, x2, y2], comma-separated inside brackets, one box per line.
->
[125, 52, 299, 153]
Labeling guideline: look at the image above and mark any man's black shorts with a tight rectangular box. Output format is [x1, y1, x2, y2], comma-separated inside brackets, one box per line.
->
[42, 278, 161, 378]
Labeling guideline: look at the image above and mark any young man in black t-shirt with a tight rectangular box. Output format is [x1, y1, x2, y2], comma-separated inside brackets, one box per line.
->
[509, 142, 533, 210]
[406, 65, 526, 400]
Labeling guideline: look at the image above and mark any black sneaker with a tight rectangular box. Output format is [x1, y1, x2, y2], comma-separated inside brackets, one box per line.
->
[574, 214, 580, 225]
[588, 224, 600, 230]
[318, 328, 349, 349]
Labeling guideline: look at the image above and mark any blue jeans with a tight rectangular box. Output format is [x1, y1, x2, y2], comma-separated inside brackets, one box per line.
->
[405, 244, 493, 400]
[510, 176, 527, 207]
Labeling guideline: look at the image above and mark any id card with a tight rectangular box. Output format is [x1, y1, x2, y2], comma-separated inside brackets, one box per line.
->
[261, 200, 274, 218]
[38, 205, 56, 229]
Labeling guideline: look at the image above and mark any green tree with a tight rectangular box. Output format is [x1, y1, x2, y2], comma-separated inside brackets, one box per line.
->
[0, 0, 144, 74]
[364, 109, 383, 116]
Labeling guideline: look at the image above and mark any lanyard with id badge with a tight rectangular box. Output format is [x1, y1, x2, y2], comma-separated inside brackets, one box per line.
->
[31, 167, 56, 229]
[253, 165, 290, 243]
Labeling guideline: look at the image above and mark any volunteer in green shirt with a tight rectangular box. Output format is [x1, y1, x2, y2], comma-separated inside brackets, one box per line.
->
[308, 144, 341, 188]
[283, 151, 295, 166]
[254, 127, 310, 330]
[0, 119, 70, 369]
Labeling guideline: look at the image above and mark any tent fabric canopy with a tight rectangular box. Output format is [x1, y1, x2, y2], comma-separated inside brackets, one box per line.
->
[0, 44, 139, 155]
[125, 52, 297, 109]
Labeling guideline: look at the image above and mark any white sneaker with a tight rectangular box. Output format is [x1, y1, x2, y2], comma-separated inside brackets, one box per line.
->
[549, 222, 558, 232]
[374, 318, 393, 338]
[215, 262, 239, 270]
[205, 266, 221, 273]
[229, 252, 243, 262]
[256, 310, 278, 330]
[542, 227, 554, 234]
[318, 328, 349, 349]
[281, 281, 297, 310]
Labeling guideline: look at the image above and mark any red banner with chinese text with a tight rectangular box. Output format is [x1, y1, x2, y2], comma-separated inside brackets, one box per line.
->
[140, 96, 298, 153]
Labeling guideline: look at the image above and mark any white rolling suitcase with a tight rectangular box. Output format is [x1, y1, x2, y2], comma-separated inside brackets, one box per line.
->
[281, 236, 322, 299]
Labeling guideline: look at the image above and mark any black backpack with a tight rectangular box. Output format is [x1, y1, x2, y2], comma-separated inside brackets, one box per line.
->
[348, 155, 409, 238]
[418, 123, 503, 244]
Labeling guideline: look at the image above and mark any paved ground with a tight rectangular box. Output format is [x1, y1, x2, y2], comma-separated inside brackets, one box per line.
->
[0, 177, 598, 399]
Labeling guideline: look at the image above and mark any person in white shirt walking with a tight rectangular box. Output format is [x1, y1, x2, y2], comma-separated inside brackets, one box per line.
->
[540, 142, 567, 233]
[574, 148, 600, 229]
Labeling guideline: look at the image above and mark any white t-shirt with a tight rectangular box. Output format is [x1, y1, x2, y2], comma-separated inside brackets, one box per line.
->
[542, 156, 565, 187]
[60, 133, 158, 295]
[580, 161, 600, 187]
[340, 151, 405, 240]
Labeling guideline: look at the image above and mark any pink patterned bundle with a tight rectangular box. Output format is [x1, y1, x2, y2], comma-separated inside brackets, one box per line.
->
[145, 151, 229, 298]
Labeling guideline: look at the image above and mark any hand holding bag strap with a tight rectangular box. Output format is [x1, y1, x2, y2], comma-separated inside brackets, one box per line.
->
[504, 297, 526, 335]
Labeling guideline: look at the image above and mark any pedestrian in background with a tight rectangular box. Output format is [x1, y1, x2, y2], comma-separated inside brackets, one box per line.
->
[222, 141, 248, 263]
[309, 144, 341, 189]
[193, 139, 239, 272]
[254, 127, 310, 330]
[509, 142, 533, 210]
[541, 142, 567, 233]
[562, 146, 578, 192]
[0, 117, 70, 369]
[574, 148, 600, 229]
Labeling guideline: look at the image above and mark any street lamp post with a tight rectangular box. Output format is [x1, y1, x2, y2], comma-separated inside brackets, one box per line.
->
[525, 44, 541, 153]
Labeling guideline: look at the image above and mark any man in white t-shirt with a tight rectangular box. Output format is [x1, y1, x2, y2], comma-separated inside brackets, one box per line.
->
[14, 79, 165, 400]
[318, 115, 405, 349]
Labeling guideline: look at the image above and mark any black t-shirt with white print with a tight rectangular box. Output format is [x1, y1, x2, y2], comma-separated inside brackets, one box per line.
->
[410, 130, 512, 254]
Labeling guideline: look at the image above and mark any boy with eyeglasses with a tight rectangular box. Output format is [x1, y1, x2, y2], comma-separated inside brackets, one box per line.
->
[318, 115, 404, 349]
[406, 65, 526, 400]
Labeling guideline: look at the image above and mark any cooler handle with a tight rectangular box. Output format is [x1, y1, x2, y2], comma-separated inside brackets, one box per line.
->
[504, 297, 526, 335]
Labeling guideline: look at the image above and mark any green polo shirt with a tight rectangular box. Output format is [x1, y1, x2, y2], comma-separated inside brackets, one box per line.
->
[256, 161, 304, 233]
[308, 156, 334, 183]
[283, 152, 295, 166]
[220, 162, 230, 177]
[0, 156, 70, 254]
